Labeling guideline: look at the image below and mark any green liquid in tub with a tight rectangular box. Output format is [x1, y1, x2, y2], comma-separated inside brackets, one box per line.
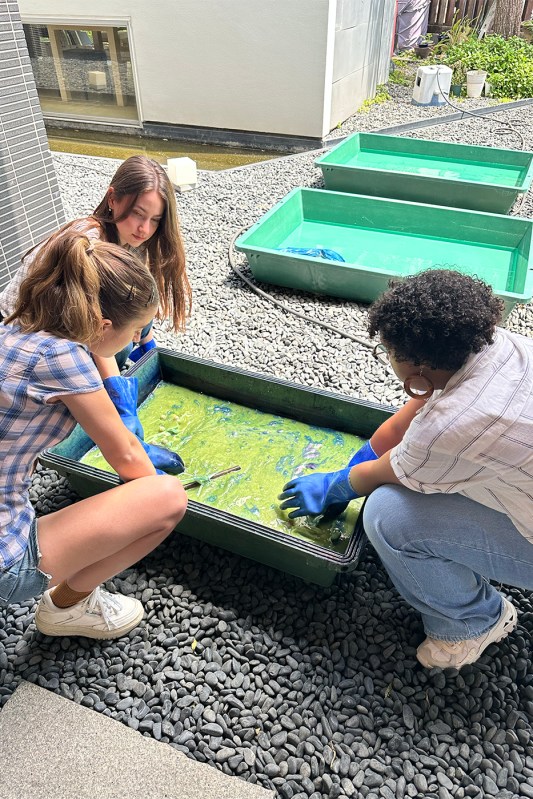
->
[82, 383, 367, 554]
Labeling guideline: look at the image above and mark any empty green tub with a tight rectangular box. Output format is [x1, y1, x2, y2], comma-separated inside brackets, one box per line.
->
[315, 132, 533, 213]
[40, 349, 395, 586]
[235, 187, 533, 318]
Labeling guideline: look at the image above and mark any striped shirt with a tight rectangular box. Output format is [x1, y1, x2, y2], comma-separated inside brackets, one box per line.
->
[390, 327, 533, 543]
[0, 325, 102, 569]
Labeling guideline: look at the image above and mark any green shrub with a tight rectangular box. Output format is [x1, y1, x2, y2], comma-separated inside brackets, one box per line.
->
[359, 85, 391, 112]
[431, 35, 533, 98]
[388, 68, 410, 86]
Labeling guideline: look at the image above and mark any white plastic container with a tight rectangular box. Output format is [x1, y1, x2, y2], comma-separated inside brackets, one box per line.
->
[466, 70, 487, 98]
[412, 65, 452, 106]
[87, 70, 107, 90]
[167, 157, 197, 192]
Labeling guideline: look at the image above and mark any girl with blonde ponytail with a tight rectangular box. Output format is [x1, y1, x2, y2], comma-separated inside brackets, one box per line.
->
[0, 231, 187, 640]
[0, 154, 191, 440]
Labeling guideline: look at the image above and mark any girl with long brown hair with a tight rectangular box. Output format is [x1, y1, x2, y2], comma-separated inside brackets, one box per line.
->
[0, 230, 187, 639]
[0, 155, 192, 437]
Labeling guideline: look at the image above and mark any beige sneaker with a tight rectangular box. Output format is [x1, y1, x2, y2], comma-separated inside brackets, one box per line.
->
[35, 585, 144, 640]
[417, 597, 517, 669]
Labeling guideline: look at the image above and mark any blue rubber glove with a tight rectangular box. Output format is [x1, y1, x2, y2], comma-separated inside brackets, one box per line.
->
[103, 376, 185, 475]
[279, 467, 359, 519]
[323, 440, 378, 519]
[129, 338, 157, 363]
[140, 441, 185, 475]
[103, 375, 144, 439]
[347, 440, 378, 469]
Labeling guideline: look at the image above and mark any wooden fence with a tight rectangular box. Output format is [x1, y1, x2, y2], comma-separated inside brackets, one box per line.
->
[428, 0, 533, 29]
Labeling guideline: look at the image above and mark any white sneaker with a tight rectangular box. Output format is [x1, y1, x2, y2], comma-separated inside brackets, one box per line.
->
[417, 596, 517, 669]
[35, 585, 144, 640]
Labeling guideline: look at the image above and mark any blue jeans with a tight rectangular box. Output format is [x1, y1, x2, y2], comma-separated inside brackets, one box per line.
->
[0, 520, 51, 606]
[115, 320, 153, 370]
[363, 485, 533, 642]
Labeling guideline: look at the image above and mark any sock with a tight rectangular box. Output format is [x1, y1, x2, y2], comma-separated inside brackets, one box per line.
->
[50, 582, 93, 609]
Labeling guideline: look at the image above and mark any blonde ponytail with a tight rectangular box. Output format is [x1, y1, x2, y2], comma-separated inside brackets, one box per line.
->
[7, 230, 158, 345]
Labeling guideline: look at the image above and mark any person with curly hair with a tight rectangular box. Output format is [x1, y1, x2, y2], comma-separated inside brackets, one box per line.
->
[280, 269, 533, 669]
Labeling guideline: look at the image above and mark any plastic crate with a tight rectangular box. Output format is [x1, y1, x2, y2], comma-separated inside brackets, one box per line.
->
[235, 187, 533, 318]
[315, 132, 533, 213]
[40, 349, 395, 586]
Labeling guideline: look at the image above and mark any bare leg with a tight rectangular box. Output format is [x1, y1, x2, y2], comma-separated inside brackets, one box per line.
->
[37, 475, 186, 591]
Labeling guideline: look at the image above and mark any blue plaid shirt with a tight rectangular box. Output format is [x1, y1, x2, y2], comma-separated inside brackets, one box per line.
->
[0, 325, 102, 569]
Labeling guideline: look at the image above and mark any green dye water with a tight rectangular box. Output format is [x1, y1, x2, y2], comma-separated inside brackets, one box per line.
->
[351, 149, 523, 187]
[280, 220, 515, 290]
[81, 382, 366, 554]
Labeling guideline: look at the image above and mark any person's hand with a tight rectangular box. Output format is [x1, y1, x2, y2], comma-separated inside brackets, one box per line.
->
[129, 338, 157, 363]
[103, 375, 144, 439]
[322, 440, 377, 519]
[279, 467, 359, 519]
[141, 441, 185, 475]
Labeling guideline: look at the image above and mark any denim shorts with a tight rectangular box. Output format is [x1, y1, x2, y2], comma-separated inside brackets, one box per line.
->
[0, 520, 51, 607]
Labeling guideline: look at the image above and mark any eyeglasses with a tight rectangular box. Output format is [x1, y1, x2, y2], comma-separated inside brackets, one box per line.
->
[372, 343, 390, 367]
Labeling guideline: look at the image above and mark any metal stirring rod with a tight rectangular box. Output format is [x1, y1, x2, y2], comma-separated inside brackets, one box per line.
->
[183, 465, 241, 491]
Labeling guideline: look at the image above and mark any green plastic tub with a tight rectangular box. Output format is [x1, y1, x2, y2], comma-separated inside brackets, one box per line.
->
[40, 349, 394, 586]
[315, 132, 533, 213]
[235, 187, 533, 318]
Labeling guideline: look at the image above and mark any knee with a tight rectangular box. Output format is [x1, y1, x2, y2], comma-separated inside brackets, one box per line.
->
[363, 485, 415, 552]
[152, 475, 188, 530]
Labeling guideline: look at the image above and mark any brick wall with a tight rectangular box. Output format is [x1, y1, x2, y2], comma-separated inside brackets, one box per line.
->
[0, 0, 64, 291]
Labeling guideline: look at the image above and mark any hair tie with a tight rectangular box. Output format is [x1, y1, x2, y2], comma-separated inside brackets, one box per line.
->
[86, 244, 95, 255]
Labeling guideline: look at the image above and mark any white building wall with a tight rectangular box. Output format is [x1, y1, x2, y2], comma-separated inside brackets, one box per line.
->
[330, 0, 395, 129]
[18, 0, 395, 140]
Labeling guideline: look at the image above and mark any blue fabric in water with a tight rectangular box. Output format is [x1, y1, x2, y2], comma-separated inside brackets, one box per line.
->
[279, 247, 345, 262]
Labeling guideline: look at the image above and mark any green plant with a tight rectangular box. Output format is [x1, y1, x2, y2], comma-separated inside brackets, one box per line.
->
[430, 34, 533, 99]
[359, 85, 391, 112]
[449, 60, 467, 85]
[392, 52, 414, 63]
[388, 67, 410, 86]
[434, 12, 476, 53]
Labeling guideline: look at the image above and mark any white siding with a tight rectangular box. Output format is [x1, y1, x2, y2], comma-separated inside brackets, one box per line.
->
[0, 0, 64, 291]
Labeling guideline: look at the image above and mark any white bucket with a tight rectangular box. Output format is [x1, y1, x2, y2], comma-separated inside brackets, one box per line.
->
[466, 70, 487, 98]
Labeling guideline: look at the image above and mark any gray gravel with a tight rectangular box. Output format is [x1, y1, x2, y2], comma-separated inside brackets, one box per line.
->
[325, 69, 522, 141]
[2, 94, 533, 799]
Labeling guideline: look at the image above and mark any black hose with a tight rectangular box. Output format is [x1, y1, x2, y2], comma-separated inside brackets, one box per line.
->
[228, 229, 375, 350]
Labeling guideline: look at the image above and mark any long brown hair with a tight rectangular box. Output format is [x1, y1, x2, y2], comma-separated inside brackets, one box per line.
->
[92, 155, 191, 331]
[6, 230, 158, 346]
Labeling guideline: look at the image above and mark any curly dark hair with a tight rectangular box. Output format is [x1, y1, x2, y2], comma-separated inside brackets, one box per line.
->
[368, 269, 504, 370]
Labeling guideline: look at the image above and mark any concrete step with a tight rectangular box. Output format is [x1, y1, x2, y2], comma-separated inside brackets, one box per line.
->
[0, 681, 275, 799]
